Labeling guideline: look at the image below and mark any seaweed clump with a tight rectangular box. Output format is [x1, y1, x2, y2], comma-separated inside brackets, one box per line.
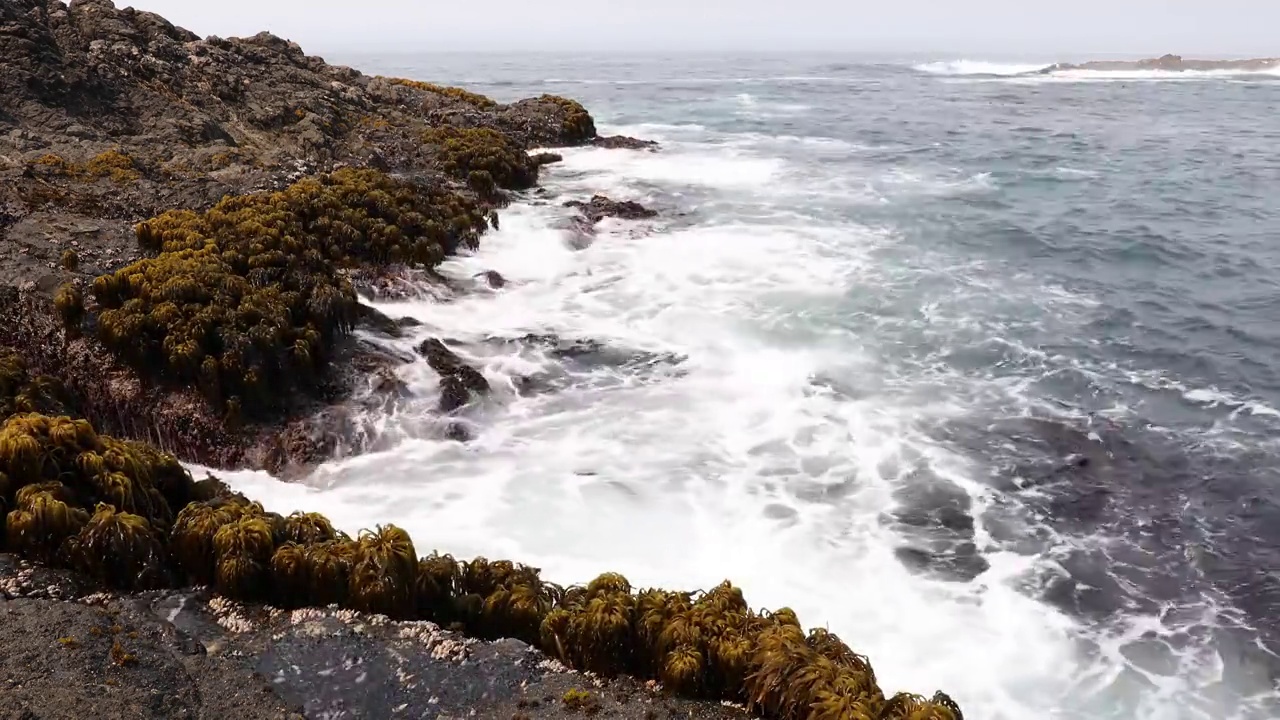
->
[539, 95, 596, 144]
[29, 150, 142, 183]
[0, 349, 69, 419]
[0, 413, 193, 536]
[83, 168, 491, 418]
[0, 409, 191, 583]
[420, 126, 538, 194]
[0, 410, 963, 719]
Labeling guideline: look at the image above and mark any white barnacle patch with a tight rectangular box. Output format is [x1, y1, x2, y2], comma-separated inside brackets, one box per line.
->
[208, 595, 254, 634]
[289, 607, 326, 624]
[537, 657, 571, 673]
[430, 637, 470, 662]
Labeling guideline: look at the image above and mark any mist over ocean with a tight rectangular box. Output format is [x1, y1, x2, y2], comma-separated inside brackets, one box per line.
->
[205, 53, 1280, 719]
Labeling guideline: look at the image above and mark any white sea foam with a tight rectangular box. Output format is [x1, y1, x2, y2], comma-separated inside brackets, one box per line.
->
[196, 142, 1070, 718]
[915, 60, 1054, 76]
[919, 59, 1280, 83]
[191, 117, 1278, 720]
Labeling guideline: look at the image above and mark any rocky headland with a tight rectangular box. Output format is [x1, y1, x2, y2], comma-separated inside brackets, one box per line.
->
[1039, 53, 1280, 73]
[0, 1, 964, 718]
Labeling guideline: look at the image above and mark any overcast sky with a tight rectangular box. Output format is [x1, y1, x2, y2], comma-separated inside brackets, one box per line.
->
[121, 1, 1277, 57]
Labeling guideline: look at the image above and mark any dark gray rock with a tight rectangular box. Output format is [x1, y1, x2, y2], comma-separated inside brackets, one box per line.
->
[416, 338, 490, 413]
[564, 194, 658, 224]
[0, 555, 754, 720]
[592, 135, 659, 151]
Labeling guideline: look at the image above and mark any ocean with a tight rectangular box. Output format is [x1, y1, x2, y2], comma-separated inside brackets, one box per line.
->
[201, 54, 1280, 719]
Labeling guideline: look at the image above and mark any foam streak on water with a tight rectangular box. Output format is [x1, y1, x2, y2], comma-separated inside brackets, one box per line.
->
[204, 53, 1280, 720]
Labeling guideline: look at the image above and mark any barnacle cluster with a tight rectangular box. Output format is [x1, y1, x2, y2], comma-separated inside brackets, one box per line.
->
[420, 126, 538, 193]
[0, 408, 964, 719]
[538, 95, 596, 144]
[388, 78, 499, 109]
[78, 167, 490, 418]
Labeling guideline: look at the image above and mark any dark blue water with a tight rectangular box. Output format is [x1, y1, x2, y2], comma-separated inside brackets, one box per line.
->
[322, 52, 1280, 718]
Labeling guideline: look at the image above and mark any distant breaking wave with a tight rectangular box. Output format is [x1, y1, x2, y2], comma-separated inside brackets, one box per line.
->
[914, 60, 1054, 77]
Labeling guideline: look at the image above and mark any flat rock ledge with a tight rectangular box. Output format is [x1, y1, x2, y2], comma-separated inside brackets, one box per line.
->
[0, 554, 753, 720]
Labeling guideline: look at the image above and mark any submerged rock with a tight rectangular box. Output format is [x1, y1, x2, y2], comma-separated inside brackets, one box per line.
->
[416, 338, 490, 413]
[559, 194, 658, 249]
[565, 194, 659, 224]
[492, 333, 686, 396]
[885, 466, 989, 582]
[474, 269, 507, 289]
[505, 333, 683, 369]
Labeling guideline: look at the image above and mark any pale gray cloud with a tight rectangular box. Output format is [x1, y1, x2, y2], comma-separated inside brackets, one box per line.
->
[119, 0, 1279, 57]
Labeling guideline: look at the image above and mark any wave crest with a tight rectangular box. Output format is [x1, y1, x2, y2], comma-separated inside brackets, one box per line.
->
[917, 58, 1280, 81]
[914, 60, 1053, 76]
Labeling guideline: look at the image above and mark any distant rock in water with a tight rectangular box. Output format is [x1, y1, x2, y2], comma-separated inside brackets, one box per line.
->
[592, 135, 660, 151]
[565, 194, 658, 223]
[1039, 53, 1280, 74]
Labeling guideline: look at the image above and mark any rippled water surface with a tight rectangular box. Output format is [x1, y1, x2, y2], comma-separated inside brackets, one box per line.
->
[211, 54, 1280, 719]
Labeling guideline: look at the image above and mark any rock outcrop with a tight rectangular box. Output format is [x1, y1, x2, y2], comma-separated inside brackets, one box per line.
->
[592, 135, 660, 151]
[0, 0, 601, 468]
[0, 554, 753, 720]
[1039, 54, 1280, 74]
[562, 194, 658, 247]
[416, 338, 490, 413]
[565, 194, 659, 223]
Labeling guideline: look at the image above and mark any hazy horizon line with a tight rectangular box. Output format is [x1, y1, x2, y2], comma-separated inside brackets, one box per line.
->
[273, 43, 1279, 62]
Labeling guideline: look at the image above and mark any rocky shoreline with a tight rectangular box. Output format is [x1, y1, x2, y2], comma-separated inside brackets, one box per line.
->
[0, 554, 753, 720]
[0, 2, 963, 719]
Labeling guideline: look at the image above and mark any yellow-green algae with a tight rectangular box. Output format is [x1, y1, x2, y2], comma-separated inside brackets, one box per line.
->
[0, 405, 964, 719]
[420, 125, 538, 193]
[386, 78, 499, 109]
[69, 168, 490, 419]
[538, 94, 596, 144]
[30, 149, 142, 183]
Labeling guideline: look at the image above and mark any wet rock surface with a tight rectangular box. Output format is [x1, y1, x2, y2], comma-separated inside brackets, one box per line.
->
[417, 338, 491, 413]
[592, 135, 660, 151]
[474, 269, 508, 289]
[486, 333, 687, 396]
[0, 555, 751, 720]
[561, 194, 659, 249]
[565, 194, 659, 224]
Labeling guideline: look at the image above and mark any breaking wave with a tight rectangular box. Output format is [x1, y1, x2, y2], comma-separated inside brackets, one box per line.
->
[914, 60, 1054, 76]
[917, 58, 1280, 82]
